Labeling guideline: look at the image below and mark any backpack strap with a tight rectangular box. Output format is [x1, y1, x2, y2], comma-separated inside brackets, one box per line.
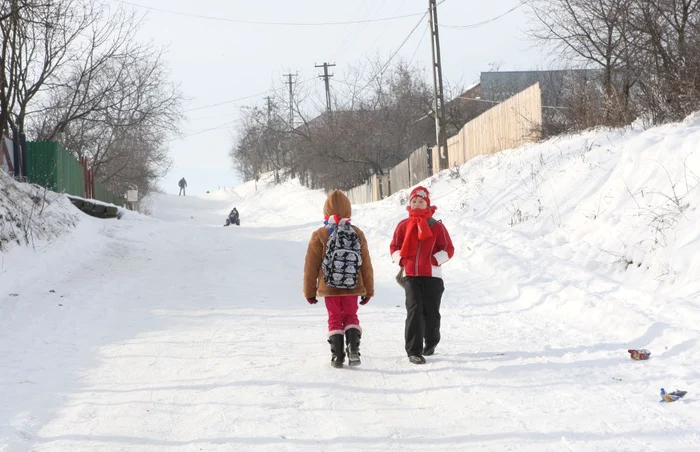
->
[427, 217, 438, 227]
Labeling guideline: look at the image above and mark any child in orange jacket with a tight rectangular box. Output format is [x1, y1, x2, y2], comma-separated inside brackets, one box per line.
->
[303, 190, 374, 368]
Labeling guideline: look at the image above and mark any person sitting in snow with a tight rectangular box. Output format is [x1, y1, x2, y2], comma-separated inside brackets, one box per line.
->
[224, 207, 240, 226]
[303, 190, 374, 368]
[390, 186, 454, 365]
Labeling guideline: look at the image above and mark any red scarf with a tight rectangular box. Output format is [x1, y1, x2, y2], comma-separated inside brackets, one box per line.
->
[400, 206, 437, 258]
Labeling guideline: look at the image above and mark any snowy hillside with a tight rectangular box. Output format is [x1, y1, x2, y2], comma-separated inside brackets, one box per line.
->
[1, 117, 699, 451]
[0, 170, 79, 254]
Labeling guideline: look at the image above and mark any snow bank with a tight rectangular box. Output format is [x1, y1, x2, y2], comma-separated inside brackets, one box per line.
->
[0, 171, 79, 252]
[397, 115, 700, 289]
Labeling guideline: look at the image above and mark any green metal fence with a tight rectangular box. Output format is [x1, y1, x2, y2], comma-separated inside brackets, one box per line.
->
[26, 141, 124, 206]
[27, 141, 85, 196]
[94, 180, 124, 206]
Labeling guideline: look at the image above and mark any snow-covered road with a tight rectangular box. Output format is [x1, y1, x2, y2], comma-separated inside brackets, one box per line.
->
[2, 179, 699, 451]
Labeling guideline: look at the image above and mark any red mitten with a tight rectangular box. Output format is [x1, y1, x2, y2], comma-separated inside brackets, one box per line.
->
[306, 297, 318, 305]
[359, 296, 371, 305]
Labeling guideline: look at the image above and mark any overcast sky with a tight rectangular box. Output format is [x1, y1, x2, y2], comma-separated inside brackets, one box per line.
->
[124, 0, 546, 195]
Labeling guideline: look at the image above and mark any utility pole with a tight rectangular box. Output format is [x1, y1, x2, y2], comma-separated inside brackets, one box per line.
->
[283, 72, 298, 129]
[264, 96, 273, 124]
[428, 0, 449, 171]
[315, 62, 335, 115]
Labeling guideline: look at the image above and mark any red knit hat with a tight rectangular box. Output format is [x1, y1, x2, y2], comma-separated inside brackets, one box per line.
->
[409, 186, 430, 206]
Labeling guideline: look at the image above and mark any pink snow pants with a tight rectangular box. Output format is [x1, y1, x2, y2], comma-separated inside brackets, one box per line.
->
[325, 295, 360, 336]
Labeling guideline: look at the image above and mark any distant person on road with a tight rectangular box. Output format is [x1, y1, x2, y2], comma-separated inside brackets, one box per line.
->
[390, 186, 454, 365]
[178, 177, 187, 196]
[224, 207, 240, 226]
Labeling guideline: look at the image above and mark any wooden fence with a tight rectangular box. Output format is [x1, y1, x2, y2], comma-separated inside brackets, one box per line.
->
[345, 174, 391, 204]
[345, 182, 372, 205]
[344, 83, 542, 204]
[447, 83, 542, 167]
[372, 174, 390, 200]
[388, 145, 431, 195]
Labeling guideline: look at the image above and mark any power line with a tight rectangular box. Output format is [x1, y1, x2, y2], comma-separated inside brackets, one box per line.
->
[115, 0, 428, 26]
[331, 15, 425, 91]
[187, 112, 239, 121]
[183, 91, 272, 113]
[319, 11, 430, 96]
[328, 0, 385, 61]
[380, 12, 428, 73]
[169, 0, 453, 134]
[340, 0, 402, 62]
[176, 95, 565, 142]
[408, 22, 430, 66]
[355, 11, 428, 95]
[169, 119, 238, 142]
[332, 78, 361, 88]
[458, 96, 569, 110]
[183, 77, 314, 113]
[440, 1, 525, 29]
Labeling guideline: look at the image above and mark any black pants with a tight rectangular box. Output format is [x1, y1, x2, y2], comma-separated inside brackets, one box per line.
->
[404, 276, 444, 356]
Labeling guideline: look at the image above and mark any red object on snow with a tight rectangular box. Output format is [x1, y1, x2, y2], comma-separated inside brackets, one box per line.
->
[628, 349, 651, 360]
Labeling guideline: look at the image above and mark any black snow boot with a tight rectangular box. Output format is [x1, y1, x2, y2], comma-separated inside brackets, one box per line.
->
[345, 328, 361, 366]
[408, 355, 426, 364]
[329, 334, 345, 368]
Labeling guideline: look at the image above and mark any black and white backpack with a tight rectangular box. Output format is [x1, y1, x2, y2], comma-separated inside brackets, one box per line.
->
[322, 220, 362, 289]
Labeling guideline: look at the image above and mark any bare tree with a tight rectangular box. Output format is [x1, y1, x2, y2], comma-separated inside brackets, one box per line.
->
[292, 62, 434, 189]
[628, 0, 700, 122]
[30, 46, 182, 196]
[0, 0, 98, 135]
[0, 0, 182, 196]
[231, 59, 487, 191]
[230, 101, 294, 184]
[527, 0, 700, 126]
[1, 1, 50, 135]
[526, 0, 639, 125]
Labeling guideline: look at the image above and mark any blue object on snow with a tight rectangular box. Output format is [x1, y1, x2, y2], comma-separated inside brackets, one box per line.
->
[660, 388, 687, 403]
